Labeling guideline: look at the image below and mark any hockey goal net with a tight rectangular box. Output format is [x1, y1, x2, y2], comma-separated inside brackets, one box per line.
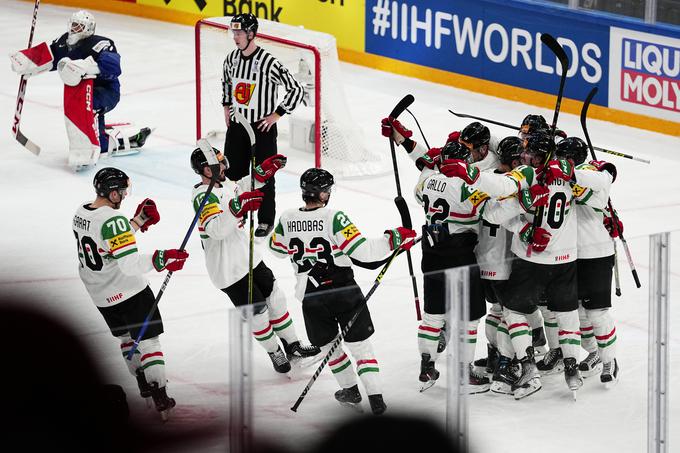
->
[195, 17, 387, 177]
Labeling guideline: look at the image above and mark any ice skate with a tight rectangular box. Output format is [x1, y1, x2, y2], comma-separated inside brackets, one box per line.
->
[564, 357, 583, 399]
[282, 339, 322, 368]
[473, 344, 499, 376]
[578, 351, 602, 378]
[368, 394, 387, 415]
[150, 384, 176, 422]
[490, 355, 516, 395]
[536, 348, 564, 375]
[512, 347, 542, 400]
[532, 326, 548, 356]
[268, 346, 292, 374]
[335, 384, 363, 413]
[600, 359, 619, 388]
[106, 125, 154, 157]
[419, 353, 440, 392]
[468, 364, 490, 394]
[135, 370, 153, 408]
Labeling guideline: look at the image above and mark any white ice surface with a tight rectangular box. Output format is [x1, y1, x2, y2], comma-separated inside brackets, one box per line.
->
[1, 2, 680, 451]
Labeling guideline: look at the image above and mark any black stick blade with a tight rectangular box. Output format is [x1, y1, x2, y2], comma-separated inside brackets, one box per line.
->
[394, 195, 412, 229]
[389, 94, 415, 119]
[540, 33, 569, 71]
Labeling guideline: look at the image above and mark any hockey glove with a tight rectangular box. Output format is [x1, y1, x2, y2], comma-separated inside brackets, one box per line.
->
[555, 129, 568, 140]
[446, 131, 461, 144]
[603, 215, 624, 238]
[439, 159, 480, 185]
[131, 198, 160, 233]
[381, 117, 412, 145]
[519, 223, 551, 253]
[385, 227, 417, 251]
[229, 190, 264, 218]
[153, 249, 189, 272]
[589, 160, 617, 183]
[254, 154, 287, 183]
[519, 185, 550, 211]
[544, 158, 574, 185]
[416, 147, 442, 171]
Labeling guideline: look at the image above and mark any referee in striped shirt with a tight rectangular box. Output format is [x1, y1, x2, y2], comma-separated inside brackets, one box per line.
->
[222, 13, 305, 237]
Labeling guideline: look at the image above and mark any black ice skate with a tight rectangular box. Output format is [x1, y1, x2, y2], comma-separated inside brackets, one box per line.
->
[150, 384, 176, 422]
[255, 223, 274, 238]
[268, 346, 292, 374]
[512, 347, 542, 400]
[578, 351, 603, 378]
[468, 364, 490, 394]
[368, 394, 387, 415]
[129, 127, 152, 148]
[532, 326, 548, 356]
[600, 358, 619, 388]
[335, 384, 363, 412]
[419, 353, 440, 392]
[473, 344, 499, 375]
[491, 355, 516, 395]
[282, 339, 322, 368]
[564, 357, 583, 399]
[135, 370, 153, 408]
[536, 348, 564, 375]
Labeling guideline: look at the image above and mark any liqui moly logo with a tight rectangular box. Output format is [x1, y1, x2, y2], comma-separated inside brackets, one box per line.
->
[609, 27, 680, 122]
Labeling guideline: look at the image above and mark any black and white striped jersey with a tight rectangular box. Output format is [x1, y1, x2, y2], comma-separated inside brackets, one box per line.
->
[221, 46, 304, 123]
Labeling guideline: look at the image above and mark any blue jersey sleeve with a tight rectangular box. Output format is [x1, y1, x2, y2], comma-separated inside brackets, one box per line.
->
[97, 51, 121, 80]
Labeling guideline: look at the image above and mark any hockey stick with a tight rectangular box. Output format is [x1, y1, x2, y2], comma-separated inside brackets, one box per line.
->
[126, 140, 220, 360]
[232, 111, 257, 305]
[580, 87, 641, 289]
[387, 94, 422, 321]
[527, 33, 569, 257]
[447, 110, 650, 164]
[404, 108, 431, 149]
[12, 0, 41, 155]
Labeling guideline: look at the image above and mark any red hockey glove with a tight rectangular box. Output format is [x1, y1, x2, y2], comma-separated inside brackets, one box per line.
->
[229, 190, 264, 218]
[519, 223, 552, 253]
[603, 216, 623, 238]
[519, 185, 550, 211]
[381, 117, 412, 145]
[545, 159, 574, 185]
[385, 227, 417, 251]
[153, 249, 189, 272]
[131, 198, 160, 233]
[446, 131, 461, 144]
[439, 159, 480, 184]
[589, 160, 617, 182]
[254, 154, 287, 183]
[416, 147, 442, 170]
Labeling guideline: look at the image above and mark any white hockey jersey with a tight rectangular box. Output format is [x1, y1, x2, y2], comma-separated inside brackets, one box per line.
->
[269, 207, 393, 301]
[73, 204, 153, 307]
[192, 180, 263, 290]
[572, 163, 614, 259]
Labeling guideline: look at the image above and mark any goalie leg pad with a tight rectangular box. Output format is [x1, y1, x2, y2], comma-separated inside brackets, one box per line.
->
[555, 310, 581, 360]
[64, 80, 100, 169]
[503, 308, 532, 360]
[345, 339, 382, 396]
[119, 333, 142, 376]
[138, 336, 167, 388]
[327, 343, 358, 390]
[587, 308, 617, 363]
[418, 312, 445, 360]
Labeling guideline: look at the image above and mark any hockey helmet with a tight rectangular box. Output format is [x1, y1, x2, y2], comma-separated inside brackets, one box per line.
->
[67, 10, 96, 46]
[231, 14, 258, 36]
[497, 136, 523, 167]
[520, 114, 549, 136]
[523, 130, 555, 159]
[190, 146, 226, 175]
[93, 167, 129, 198]
[440, 141, 472, 163]
[300, 168, 334, 203]
[459, 122, 490, 150]
[555, 137, 589, 165]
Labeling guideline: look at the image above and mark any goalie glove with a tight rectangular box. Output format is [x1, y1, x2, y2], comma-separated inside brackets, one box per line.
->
[439, 159, 480, 184]
[381, 117, 412, 146]
[10, 42, 53, 76]
[58, 56, 100, 86]
[229, 190, 264, 218]
[384, 227, 417, 251]
[254, 154, 287, 183]
[589, 160, 617, 182]
[131, 198, 160, 233]
[519, 223, 551, 253]
[152, 249, 189, 272]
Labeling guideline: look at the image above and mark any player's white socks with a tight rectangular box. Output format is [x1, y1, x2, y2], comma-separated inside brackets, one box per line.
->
[266, 284, 299, 345]
[118, 333, 142, 376]
[578, 305, 597, 354]
[587, 308, 617, 363]
[464, 319, 480, 364]
[555, 310, 581, 360]
[503, 309, 532, 359]
[138, 336, 166, 387]
[485, 303, 502, 348]
[346, 340, 382, 396]
[252, 309, 280, 354]
[327, 343, 357, 389]
[526, 308, 544, 331]
[496, 319, 515, 359]
[418, 312, 445, 360]
[539, 305, 560, 350]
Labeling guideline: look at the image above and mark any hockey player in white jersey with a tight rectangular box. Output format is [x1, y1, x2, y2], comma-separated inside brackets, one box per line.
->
[73, 167, 188, 419]
[190, 147, 320, 374]
[555, 137, 620, 386]
[269, 168, 416, 415]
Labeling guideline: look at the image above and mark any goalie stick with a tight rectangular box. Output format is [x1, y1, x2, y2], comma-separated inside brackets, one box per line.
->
[580, 87, 641, 290]
[126, 140, 221, 360]
[12, 0, 41, 155]
[387, 94, 422, 321]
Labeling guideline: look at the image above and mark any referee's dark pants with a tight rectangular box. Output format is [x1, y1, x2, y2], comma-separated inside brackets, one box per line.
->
[224, 120, 277, 226]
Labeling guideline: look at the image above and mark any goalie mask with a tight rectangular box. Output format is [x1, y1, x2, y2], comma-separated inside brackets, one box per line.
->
[94, 167, 129, 200]
[190, 146, 227, 178]
[555, 137, 588, 165]
[300, 168, 334, 205]
[67, 10, 96, 46]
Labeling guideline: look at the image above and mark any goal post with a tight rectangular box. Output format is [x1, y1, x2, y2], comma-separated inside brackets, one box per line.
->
[194, 17, 388, 177]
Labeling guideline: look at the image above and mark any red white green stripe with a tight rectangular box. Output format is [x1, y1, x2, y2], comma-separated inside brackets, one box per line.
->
[596, 327, 617, 348]
[581, 325, 594, 339]
[120, 341, 139, 357]
[356, 358, 379, 376]
[141, 351, 165, 370]
[486, 313, 501, 329]
[509, 322, 530, 338]
[253, 324, 275, 342]
[329, 353, 352, 374]
[418, 325, 441, 342]
[466, 329, 477, 344]
[559, 329, 581, 346]
[270, 312, 293, 332]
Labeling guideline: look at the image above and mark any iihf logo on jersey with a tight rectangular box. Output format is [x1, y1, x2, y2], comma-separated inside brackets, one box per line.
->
[234, 82, 256, 105]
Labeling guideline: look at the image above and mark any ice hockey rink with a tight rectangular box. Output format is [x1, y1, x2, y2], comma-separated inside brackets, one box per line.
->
[1, 1, 679, 451]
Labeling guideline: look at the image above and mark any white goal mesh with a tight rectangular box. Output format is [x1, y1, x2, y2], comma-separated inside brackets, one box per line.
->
[195, 17, 388, 177]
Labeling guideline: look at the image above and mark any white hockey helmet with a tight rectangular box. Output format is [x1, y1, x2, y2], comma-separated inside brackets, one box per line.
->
[67, 10, 96, 46]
